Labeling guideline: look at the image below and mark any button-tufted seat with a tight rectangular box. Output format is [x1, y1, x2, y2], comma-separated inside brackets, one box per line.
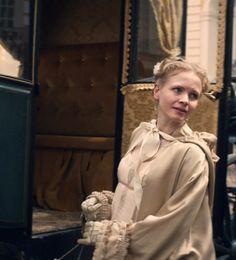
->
[34, 42, 119, 211]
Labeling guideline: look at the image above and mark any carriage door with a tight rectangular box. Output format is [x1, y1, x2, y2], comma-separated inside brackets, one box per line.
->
[0, 0, 39, 240]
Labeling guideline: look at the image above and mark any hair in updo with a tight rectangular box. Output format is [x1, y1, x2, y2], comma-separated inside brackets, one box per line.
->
[153, 56, 210, 94]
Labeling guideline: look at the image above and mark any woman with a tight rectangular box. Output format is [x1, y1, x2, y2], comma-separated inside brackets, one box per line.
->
[78, 57, 219, 260]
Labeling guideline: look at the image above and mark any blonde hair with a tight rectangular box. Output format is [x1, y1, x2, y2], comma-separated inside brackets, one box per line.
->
[153, 56, 210, 94]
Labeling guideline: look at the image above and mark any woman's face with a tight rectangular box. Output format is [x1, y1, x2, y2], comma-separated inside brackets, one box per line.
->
[153, 71, 202, 126]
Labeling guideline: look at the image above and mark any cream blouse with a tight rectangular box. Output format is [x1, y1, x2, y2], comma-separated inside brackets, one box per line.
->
[93, 120, 218, 260]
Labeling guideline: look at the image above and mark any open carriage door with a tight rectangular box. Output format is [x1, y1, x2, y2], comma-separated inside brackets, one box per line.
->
[0, 0, 39, 241]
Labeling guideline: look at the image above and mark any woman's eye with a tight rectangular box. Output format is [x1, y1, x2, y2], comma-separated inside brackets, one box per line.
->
[189, 92, 199, 100]
[173, 87, 182, 94]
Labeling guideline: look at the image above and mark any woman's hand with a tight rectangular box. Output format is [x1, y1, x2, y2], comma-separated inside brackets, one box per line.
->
[81, 197, 103, 221]
[81, 192, 113, 221]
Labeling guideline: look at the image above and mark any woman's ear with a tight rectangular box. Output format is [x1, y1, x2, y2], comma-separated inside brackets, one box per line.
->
[153, 84, 160, 101]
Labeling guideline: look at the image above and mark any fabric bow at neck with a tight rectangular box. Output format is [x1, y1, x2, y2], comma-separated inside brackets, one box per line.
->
[139, 120, 175, 162]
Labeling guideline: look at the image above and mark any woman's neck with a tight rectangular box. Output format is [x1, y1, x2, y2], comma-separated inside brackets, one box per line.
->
[156, 118, 184, 135]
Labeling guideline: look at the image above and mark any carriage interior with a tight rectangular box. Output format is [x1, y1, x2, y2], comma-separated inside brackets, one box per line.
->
[32, 0, 121, 234]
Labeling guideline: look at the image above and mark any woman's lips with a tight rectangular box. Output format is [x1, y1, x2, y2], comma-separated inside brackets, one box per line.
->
[173, 107, 188, 114]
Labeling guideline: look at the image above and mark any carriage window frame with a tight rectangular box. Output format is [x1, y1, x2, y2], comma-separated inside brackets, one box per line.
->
[127, 0, 187, 84]
[0, 0, 38, 86]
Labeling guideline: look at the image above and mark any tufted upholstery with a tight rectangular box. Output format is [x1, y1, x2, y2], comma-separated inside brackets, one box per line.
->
[37, 42, 119, 136]
[34, 42, 119, 211]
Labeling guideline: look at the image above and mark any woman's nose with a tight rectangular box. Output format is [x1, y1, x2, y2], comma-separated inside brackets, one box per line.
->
[179, 94, 189, 104]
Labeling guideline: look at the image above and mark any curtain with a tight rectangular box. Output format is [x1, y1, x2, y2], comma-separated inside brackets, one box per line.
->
[149, 0, 183, 57]
[34, 148, 114, 211]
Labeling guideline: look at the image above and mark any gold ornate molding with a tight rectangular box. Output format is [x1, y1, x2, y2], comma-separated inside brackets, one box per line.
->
[122, 0, 132, 84]
[121, 83, 154, 94]
[211, 0, 227, 96]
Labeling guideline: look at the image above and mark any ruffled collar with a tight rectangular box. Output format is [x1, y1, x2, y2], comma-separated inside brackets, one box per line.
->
[126, 120, 176, 163]
[126, 119, 219, 163]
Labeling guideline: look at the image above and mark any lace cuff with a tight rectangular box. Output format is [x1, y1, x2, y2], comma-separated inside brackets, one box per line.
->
[92, 220, 133, 260]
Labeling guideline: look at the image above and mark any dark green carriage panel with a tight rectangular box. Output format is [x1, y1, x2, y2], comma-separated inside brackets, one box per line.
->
[0, 83, 34, 228]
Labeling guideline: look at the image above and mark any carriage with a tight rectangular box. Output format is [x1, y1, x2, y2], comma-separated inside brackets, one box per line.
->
[0, 0, 235, 259]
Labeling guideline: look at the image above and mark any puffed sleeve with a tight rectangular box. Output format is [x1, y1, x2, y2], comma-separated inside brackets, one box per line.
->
[128, 145, 211, 259]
